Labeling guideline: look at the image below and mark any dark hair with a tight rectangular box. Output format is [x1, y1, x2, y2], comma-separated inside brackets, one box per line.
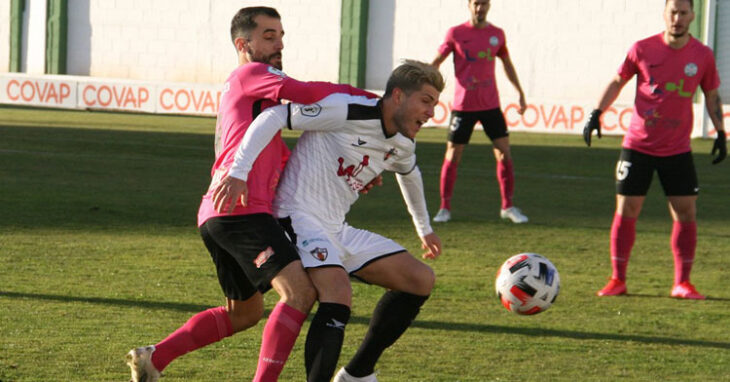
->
[383, 60, 445, 98]
[666, 0, 693, 8]
[230, 7, 280, 45]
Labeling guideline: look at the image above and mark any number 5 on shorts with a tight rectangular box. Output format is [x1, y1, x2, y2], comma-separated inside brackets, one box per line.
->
[616, 160, 632, 181]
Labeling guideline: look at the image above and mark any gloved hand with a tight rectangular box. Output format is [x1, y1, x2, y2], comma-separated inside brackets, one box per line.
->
[711, 130, 727, 165]
[583, 109, 602, 147]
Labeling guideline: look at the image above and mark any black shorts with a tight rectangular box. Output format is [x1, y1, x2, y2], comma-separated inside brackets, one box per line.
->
[448, 108, 509, 144]
[615, 149, 698, 196]
[199, 214, 301, 301]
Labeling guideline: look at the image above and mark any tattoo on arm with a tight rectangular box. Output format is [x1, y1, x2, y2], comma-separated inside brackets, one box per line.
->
[715, 95, 724, 124]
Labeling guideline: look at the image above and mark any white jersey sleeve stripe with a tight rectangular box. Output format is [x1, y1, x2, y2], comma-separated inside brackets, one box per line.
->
[228, 104, 288, 181]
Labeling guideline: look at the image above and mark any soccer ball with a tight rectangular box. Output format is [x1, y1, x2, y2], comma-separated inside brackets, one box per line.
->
[495, 253, 560, 315]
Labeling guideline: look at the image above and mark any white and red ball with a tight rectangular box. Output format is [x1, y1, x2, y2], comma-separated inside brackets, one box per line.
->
[495, 253, 560, 315]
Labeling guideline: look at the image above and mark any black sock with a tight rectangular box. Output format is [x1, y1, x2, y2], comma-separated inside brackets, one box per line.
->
[345, 291, 430, 377]
[305, 302, 351, 382]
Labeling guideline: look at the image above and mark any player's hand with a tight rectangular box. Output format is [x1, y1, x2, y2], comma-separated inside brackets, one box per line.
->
[517, 94, 527, 115]
[583, 109, 602, 147]
[212, 175, 248, 214]
[420, 232, 442, 260]
[360, 175, 383, 194]
[711, 130, 727, 165]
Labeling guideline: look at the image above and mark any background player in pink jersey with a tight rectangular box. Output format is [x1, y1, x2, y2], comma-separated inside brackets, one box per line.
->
[584, 0, 725, 299]
[431, 0, 528, 224]
[127, 7, 375, 382]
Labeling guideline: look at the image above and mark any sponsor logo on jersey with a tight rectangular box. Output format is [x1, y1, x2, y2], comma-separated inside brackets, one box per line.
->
[684, 63, 698, 77]
[384, 147, 398, 160]
[254, 246, 275, 268]
[665, 79, 692, 98]
[310, 247, 328, 261]
[337, 155, 370, 191]
[299, 103, 322, 117]
[267, 66, 287, 78]
[465, 48, 495, 62]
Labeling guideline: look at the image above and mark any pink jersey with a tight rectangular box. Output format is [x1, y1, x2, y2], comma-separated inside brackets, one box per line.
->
[438, 21, 509, 112]
[619, 33, 720, 156]
[197, 62, 375, 226]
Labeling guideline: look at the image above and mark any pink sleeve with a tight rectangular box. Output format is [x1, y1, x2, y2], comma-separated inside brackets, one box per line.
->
[437, 28, 454, 57]
[497, 32, 509, 58]
[700, 51, 721, 92]
[617, 44, 639, 80]
[279, 79, 378, 103]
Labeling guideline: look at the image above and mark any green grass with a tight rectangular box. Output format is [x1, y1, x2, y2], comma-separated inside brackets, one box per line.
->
[1, 105, 729, 381]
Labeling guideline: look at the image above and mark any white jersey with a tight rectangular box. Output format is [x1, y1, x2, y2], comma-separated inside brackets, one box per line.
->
[229, 93, 432, 237]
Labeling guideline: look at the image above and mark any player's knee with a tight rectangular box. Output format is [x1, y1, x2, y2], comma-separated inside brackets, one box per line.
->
[227, 304, 263, 333]
[281, 281, 317, 313]
[315, 280, 352, 307]
[273, 266, 317, 313]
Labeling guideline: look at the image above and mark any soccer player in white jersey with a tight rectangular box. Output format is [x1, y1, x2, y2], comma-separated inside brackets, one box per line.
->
[213, 60, 445, 382]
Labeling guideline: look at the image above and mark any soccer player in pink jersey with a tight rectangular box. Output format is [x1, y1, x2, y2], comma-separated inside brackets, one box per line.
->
[126, 7, 375, 382]
[431, 0, 528, 224]
[584, 0, 726, 299]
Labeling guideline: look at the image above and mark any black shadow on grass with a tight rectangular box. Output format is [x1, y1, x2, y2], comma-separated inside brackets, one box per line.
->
[0, 290, 215, 313]
[619, 292, 730, 301]
[410, 319, 730, 350]
[2, 290, 728, 350]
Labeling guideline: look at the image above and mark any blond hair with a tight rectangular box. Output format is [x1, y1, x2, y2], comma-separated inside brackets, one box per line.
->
[384, 59, 445, 98]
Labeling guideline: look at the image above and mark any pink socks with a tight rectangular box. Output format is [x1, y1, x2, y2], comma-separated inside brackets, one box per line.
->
[609, 214, 637, 281]
[496, 159, 514, 210]
[253, 302, 308, 382]
[439, 159, 458, 210]
[152, 306, 233, 371]
[671, 221, 697, 284]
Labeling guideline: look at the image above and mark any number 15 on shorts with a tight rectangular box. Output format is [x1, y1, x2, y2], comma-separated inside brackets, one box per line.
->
[616, 160, 632, 181]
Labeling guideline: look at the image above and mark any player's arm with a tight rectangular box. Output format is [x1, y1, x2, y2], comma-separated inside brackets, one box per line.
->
[704, 88, 726, 164]
[583, 74, 630, 146]
[212, 104, 289, 213]
[395, 166, 442, 259]
[279, 78, 378, 104]
[499, 54, 526, 115]
[431, 52, 448, 69]
[241, 63, 377, 106]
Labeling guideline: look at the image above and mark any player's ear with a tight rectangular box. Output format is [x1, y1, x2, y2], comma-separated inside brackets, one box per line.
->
[234, 37, 247, 53]
[393, 88, 405, 105]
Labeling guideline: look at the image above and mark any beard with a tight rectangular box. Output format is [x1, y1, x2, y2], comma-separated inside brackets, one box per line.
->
[247, 48, 283, 70]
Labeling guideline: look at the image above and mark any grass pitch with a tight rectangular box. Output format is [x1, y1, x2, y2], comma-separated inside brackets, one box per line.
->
[1, 105, 729, 381]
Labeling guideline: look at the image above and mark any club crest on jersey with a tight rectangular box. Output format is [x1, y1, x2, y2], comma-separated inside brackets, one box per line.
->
[684, 63, 698, 77]
[310, 247, 328, 261]
[299, 103, 322, 117]
[267, 66, 287, 78]
[254, 246, 275, 268]
[489, 36, 499, 46]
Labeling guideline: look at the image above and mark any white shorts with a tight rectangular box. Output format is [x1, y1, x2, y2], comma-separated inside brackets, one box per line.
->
[286, 210, 406, 273]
